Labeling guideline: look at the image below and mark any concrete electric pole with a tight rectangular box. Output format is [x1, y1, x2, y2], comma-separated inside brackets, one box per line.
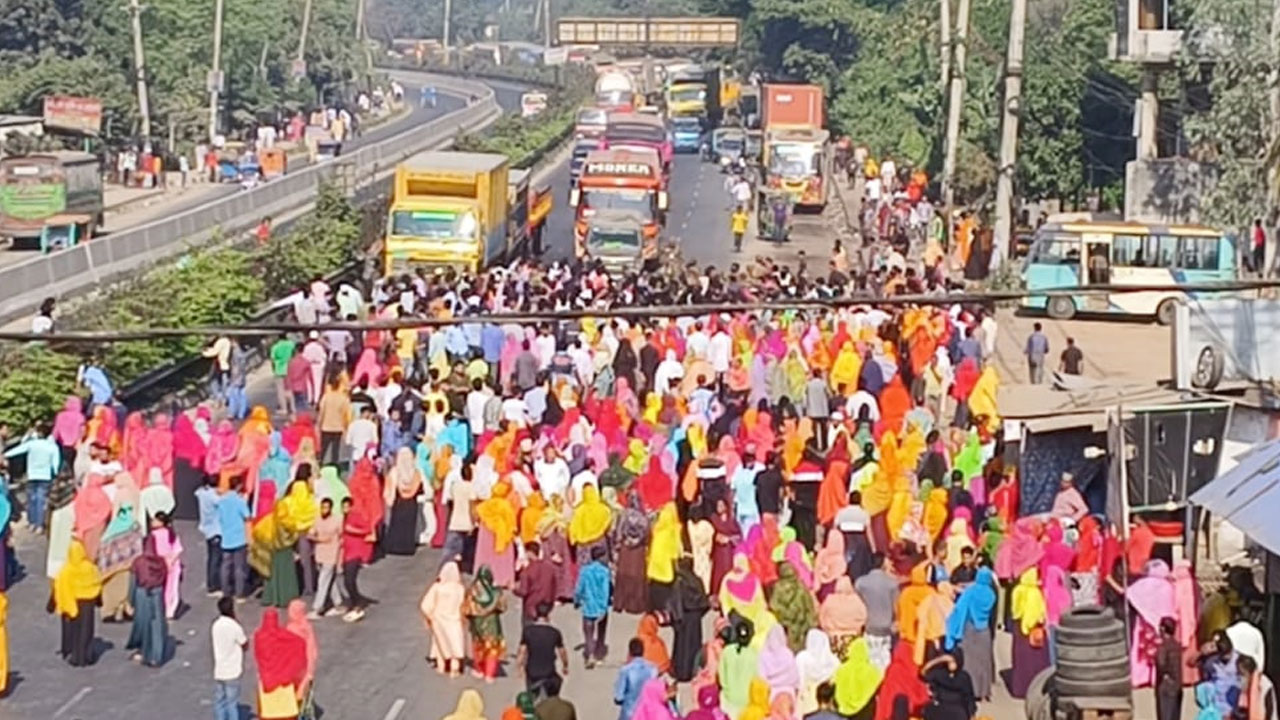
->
[991, 0, 1027, 271]
[940, 0, 952, 93]
[544, 0, 553, 48]
[127, 0, 152, 141]
[208, 0, 225, 143]
[296, 0, 312, 62]
[443, 0, 452, 65]
[940, 0, 970, 214]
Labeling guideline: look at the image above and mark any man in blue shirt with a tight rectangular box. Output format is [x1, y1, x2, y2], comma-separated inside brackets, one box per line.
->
[613, 638, 657, 720]
[574, 544, 613, 668]
[77, 359, 113, 412]
[216, 475, 252, 600]
[5, 421, 61, 529]
[195, 475, 223, 595]
[1025, 321, 1050, 384]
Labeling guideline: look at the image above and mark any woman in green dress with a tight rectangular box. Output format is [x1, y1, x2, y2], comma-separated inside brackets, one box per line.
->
[462, 565, 507, 682]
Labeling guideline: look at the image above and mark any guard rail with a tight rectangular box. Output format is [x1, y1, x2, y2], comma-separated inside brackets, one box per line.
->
[0, 73, 502, 324]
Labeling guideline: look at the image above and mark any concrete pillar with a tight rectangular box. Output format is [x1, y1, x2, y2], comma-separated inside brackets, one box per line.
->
[1137, 68, 1159, 160]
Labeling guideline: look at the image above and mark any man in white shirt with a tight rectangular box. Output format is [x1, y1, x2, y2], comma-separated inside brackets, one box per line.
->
[732, 177, 752, 208]
[211, 596, 247, 720]
[501, 394, 530, 427]
[685, 322, 710, 359]
[534, 446, 571, 501]
[466, 379, 493, 436]
[707, 328, 732, 375]
[344, 406, 379, 460]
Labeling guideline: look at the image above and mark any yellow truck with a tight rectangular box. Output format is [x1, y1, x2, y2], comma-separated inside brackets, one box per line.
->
[383, 151, 551, 274]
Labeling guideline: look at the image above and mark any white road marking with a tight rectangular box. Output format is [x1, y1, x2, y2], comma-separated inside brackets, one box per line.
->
[384, 698, 408, 720]
[54, 687, 92, 718]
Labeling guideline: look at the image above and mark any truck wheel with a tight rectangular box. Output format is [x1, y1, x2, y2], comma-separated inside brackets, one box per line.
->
[1156, 297, 1180, 326]
[1192, 345, 1225, 389]
[1047, 296, 1076, 320]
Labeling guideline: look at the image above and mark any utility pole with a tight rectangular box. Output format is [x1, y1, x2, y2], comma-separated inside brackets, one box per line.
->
[1267, 0, 1280, 274]
[296, 0, 312, 62]
[990, 0, 1027, 271]
[127, 0, 152, 142]
[442, 0, 452, 65]
[208, 0, 225, 144]
[939, 0, 952, 92]
[355, 0, 372, 81]
[940, 0, 970, 214]
[544, 0, 552, 48]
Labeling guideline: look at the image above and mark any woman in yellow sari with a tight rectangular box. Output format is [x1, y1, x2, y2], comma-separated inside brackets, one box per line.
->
[829, 342, 861, 396]
[968, 365, 1001, 433]
[474, 480, 519, 588]
[569, 485, 613, 564]
[52, 540, 103, 666]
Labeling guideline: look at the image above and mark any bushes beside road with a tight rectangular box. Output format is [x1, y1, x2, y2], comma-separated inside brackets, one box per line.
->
[0, 184, 367, 430]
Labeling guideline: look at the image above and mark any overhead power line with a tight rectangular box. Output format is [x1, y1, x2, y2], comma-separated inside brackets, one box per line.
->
[2, 280, 1278, 344]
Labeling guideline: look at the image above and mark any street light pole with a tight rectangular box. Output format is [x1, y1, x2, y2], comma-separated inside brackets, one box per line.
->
[297, 0, 312, 62]
[991, 0, 1027, 271]
[128, 0, 152, 141]
[208, 0, 225, 144]
[443, 0, 452, 65]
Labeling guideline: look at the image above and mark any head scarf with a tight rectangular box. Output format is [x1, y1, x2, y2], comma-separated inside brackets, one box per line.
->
[348, 456, 385, 528]
[944, 517, 976, 571]
[631, 678, 678, 720]
[770, 562, 818, 653]
[795, 629, 840, 688]
[1011, 567, 1048, 635]
[814, 529, 846, 587]
[286, 598, 319, 684]
[443, 689, 487, 720]
[646, 503, 682, 584]
[133, 532, 168, 590]
[389, 447, 423, 498]
[1043, 565, 1073, 627]
[819, 576, 868, 637]
[173, 412, 207, 466]
[475, 480, 519, 553]
[316, 466, 350, 511]
[833, 637, 884, 716]
[568, 485, 612, 545]
[994, 518, 1045, 580]
[739, 678, 773, 720]
[53, 540, 102, 618]
[73, 473, 113, 536]
[895, 562, 934, 644]
[686, 684, 730, 720]
[1127, 559, 1176, 628]
[53, 396, 85, 447]
[875, 642, 931, 720]
[758, 623, 801, 696]
[637, 613, 671, 674]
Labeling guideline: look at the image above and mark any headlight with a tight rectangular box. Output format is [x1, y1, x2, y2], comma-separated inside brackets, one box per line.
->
[719, 156, 730, 166]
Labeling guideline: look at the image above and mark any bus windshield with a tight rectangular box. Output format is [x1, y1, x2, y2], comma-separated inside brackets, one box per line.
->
[589, 227, 641, 249]
[769, 143, 819, 176]
[390, 210, 477, 241]
[606, 124, 666, 144]
[581, 189, 653, 221]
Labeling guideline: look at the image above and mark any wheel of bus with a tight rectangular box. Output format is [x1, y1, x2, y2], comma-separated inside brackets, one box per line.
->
[1047, 296, 1076, 320]
[1155, 298, 1180, 326]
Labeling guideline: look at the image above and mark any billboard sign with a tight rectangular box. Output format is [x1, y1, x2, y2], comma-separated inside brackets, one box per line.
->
[556, 17, 740, 47]
[42, 96, 103, 135]
[543, 47, 569, 65]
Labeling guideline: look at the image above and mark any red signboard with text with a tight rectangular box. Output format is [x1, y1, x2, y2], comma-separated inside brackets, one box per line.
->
[43, 95, 103, 135]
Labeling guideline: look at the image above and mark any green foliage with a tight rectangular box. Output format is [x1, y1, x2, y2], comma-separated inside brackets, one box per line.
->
[0, 0, 364, 148]
[1180, 0, 1274, 234]
[0, 182, 364, 431]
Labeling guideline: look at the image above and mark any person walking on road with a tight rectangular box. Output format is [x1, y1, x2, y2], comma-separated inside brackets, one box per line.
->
[573, 544, 613, 668]
[211, 596, 248, 720]
[1059, 337, 1084, 376]
[1024, 322, 1049, 385]
[518, 601, 569, 699]
[731, 206, 750, 253]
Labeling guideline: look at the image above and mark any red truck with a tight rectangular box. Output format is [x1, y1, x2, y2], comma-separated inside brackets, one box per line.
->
[762, 84, 825, 130]
[760, 84, 831, 210]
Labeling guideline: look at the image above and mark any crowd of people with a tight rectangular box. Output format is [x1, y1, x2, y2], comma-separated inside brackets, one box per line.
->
[0, 252, 1270, 720]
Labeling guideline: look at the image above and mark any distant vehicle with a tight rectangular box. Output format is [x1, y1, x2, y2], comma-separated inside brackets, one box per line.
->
[1022, 216, 1237, 324]
[709, 127, 747, 169]
[670, 115, 704, 153]
[0, 152, 103, 250]
[521, 91, 549, 118]
[600, 112, 673, 172]
[582, 209, 653, 272]
[568, 138, 601, 195]
[574, 107, 608, 139]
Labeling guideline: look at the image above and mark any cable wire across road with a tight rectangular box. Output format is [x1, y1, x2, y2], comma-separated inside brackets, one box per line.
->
[2, 279, 1276, 344]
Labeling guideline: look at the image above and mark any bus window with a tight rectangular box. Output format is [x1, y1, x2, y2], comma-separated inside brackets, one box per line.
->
[1031, 233, 1081, 265]
[1178, 235, 1219, 270]
[1112, 234, 1143, 266]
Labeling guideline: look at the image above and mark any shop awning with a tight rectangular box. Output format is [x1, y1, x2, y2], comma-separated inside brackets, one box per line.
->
[1189, 437, 1280, 556]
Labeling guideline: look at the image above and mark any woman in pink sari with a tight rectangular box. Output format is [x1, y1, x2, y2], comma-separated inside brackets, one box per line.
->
[152, 514, 184, 618]
[146, 413, 175, 489]
[121, 412, 150, 483]
[204, 420, 239, 477]
[1127, 559, 1176, 688]
[1043, 565, 1072, 627]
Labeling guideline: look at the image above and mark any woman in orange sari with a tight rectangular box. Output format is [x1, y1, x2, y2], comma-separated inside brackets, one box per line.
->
[474, 480, 519, 588]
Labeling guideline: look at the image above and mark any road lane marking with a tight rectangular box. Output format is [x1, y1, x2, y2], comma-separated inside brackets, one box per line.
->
[54, 687, 92, 718]
[384, 698, 407, 720]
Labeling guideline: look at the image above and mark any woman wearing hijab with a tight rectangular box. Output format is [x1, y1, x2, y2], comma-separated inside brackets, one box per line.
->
[149, 513, 184, 619]
[421, 560, 468, 677]
[720, 552, 767, 628]
[637, 612, 672, 674]
[770, 562, 818, 653]
[204, 420, 239, 478]
[895, 561, 934, 648]
[171, 410, 208, 520]
[1009, 567, 1051, 698]
[833, 637, 883, 720]
[474, 480, 519, 588]
[445, 689, 488, 720]
[540, 494, 578, 605]
[631, 677, 679, 720]
[876, 643, 930, 720]
[50, 540, 102, 666]
[98, 498, 144, 622]
[251, 479, 315, 609]
[757, 623, 801, 703]
[254, 608, 308, 719]
[463, 565, 507, 682]
[286, 599, 318, 703]
[795, 629, 840, 715]
[687, 684, 730, 720]
[719, 618, 761, 719]
[570, 484, 613, 564]
[1128, 559, 1177, 688]
[739, 678, 773, 720]
[126, 531, 169, 666]
[945, 567, 996, 700]
[45, 470, 78, 581]
[669, 556, 712, 682]
[921, 650, 977, 720]
[818, 576, 868, 653]
[383, 447, 424, 556]
[646, 502, 682, 612]
[709, 497, 742, 597]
